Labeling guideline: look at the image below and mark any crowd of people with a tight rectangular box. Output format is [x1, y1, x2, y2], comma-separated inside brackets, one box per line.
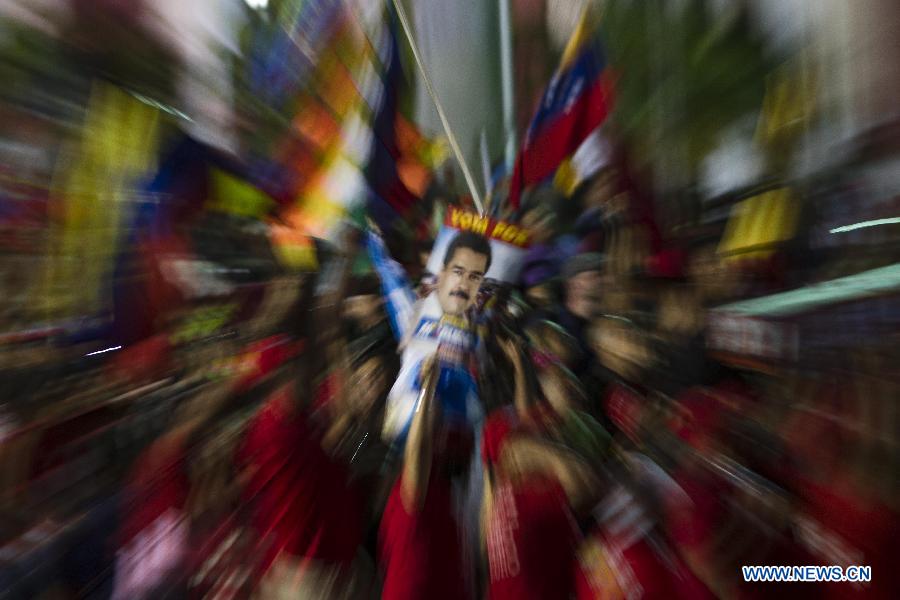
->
[1, 139, 897, 599]
[1, 2, 898, 599]
[53, 161, 883, 600]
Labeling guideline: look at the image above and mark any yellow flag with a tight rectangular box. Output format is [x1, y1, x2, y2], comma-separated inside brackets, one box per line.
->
[38, 82, 161, 320]
[755, 53, 817, 151]
[719, 187, 800, 261]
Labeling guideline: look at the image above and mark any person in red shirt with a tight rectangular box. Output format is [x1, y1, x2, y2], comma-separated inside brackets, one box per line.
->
[479, 398, 600, 600]
[111, 429, 192, 600]
[240, 387, 363, 587]
[111, 373, 241, 600]
[236, 238, 374, 599]
[236, 376, 366, 599]
[491, 331, 710, 600]
[573, 449, 714, 600]
[378, 354, 472, 600]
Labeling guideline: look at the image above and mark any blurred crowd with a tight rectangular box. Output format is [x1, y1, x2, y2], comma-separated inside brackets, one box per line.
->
[1, 1, 899, 599]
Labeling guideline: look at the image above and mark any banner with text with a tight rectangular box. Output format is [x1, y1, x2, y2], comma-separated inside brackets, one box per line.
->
[425, 207, 531, 283]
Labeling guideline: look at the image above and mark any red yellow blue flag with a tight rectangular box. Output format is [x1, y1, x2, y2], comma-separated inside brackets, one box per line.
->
[508, 7, 614, 209]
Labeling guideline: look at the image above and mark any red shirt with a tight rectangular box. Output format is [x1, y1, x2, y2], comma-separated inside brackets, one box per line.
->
[605, 384, 644, 443]
[379, 473, 468, 600]
[487, 477, 579, 600]
[576, 454, 714, 600]
[119, 435, 189, 534]
[188, 514, 247, 598]
[575, 530, 713, 600]
[792, 474, 899, 600]
[112, 434, 190, 600]
[235, 385, 363, 576]
[666, 466, 729, 553]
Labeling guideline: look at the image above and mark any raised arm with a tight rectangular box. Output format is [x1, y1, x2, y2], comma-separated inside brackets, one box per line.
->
[400, 353, 439, 512]
[365, 230, 417, 343]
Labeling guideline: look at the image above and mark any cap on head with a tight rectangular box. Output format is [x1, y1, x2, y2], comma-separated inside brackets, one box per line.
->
[562, 252, 607, 279]
[521, 258, 557, 288]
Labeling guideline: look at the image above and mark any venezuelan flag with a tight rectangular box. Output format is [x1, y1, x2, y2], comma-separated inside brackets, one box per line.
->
[508, 7, 614, 209]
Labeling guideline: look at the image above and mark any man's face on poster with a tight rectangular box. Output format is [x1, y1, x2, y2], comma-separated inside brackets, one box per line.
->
[437, 247, 488, 316]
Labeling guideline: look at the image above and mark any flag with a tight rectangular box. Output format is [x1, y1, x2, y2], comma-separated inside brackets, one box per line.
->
[364, 5, 410, 220]
[395, 114, 439, 197]
[268, 4, 380, 241]
[363, 5, 435, 236]
[207, 168, 275, 219]
[508, 7, 614, 209]
[40, 81, 162, 321]
[250, 0, 345, 109]
[718, 187, 801, 262]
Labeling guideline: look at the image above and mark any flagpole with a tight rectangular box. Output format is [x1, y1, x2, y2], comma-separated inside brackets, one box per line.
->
[480, 129, 492, 198]
[498, 0, 517, 171]
[389, 0, 485, 216]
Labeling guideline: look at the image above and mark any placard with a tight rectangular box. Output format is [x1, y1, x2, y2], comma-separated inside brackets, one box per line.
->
[424, 207, 531, 283]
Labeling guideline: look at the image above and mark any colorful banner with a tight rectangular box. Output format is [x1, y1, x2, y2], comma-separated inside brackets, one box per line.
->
[269, 3, 386, 241]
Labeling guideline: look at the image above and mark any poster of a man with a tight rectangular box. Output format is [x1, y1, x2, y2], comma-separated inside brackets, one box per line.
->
[434, 232, 491, 317]
[367, 208, 529, 448]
